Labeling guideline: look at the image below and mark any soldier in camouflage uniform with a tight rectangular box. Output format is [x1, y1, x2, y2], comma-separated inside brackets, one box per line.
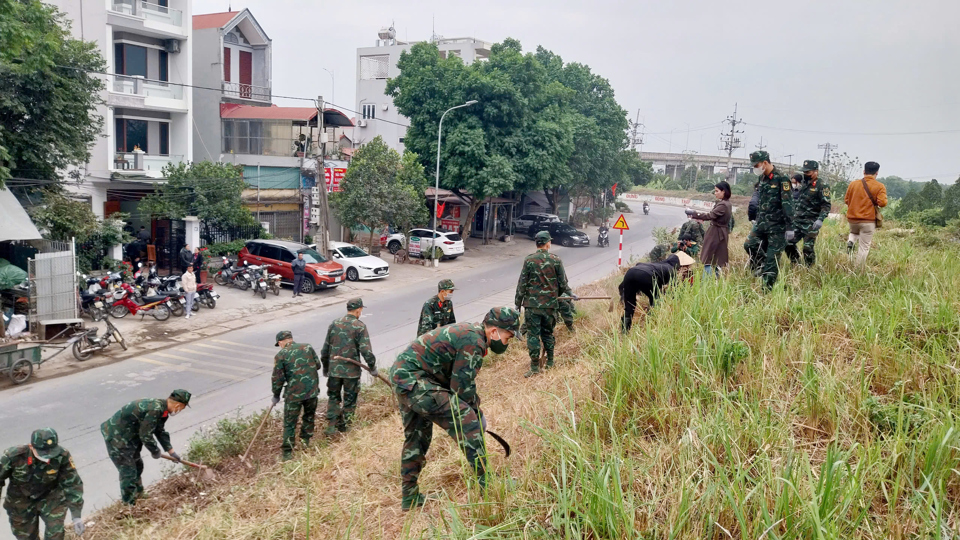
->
[784, 160, 831, 266]
[417, 279, 457, 337]
[516, 231, 573, 377]
[1, 429, 84, 540]
[677, 218, 705, 254]
[743, 150, 795, 290]
[647, 243, 671, 262]
[320, 298, 377, 436]
[271, 331, 321, 461]
[391, 307, 520, 511]
[100, 389, 190, 505]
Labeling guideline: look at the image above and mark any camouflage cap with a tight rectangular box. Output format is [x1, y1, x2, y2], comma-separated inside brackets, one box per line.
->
[347, 297, 364, 310]
[275, 330, 293, 346]
[31, 428, 62, 459]
[169, 389, 192, 407]
[483, 306, 521, 334]
[749, 150, 770, 165]
[438, 279, 456, 291]
[801, 160, 819, 172]
[534, 230, 552, 245]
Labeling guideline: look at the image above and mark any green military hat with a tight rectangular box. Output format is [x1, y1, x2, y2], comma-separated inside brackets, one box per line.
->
[347, 297, 364, 310]
[438, 279, 456, 291]
[275, 330, 293, 346]
[170, 389, 192, 407]
[534, 230, 552, 245]
[483, 306, 521, 334]
[749, 150, 770, 165]
[31, 428, 62, 459]
[802, 160, 819, 172]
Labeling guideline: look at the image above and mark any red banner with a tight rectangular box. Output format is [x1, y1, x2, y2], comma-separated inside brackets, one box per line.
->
[324, 167, 346, 192]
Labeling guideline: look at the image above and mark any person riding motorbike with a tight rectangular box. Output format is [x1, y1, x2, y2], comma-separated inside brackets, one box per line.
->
[597, 222, 610, 247]
[642, 201, 650, 214]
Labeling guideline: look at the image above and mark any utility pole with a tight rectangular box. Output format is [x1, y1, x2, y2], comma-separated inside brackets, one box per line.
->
[755, 137, 766, 151]
[628, 109, 643, 152]
[818, 142, 837, 179]
[720, 103, 743, 184]
[314, 95, 331, 257]
[784, 154, 794, 171]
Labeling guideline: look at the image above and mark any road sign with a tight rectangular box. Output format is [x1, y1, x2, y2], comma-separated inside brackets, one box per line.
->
[612, 214, 629, 230]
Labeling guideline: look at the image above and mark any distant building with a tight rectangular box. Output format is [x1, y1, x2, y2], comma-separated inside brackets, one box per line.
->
[355, 28, 492, 152]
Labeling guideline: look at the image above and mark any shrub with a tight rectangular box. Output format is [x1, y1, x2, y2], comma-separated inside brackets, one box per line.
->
[203, 240, 247, 258]
[186, 409, 266, 467]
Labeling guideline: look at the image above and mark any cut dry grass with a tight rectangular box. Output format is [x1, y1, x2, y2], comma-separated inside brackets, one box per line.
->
[81, 218, 960, 539]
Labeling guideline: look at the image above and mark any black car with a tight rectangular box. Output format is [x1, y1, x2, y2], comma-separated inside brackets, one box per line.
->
[528, 222, 590, 247]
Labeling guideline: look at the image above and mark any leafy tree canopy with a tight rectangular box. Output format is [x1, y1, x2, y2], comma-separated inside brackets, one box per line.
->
[139, 161, 256, 229]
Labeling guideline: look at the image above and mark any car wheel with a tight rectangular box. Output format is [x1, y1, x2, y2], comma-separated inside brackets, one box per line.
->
[388, 241, 401, 254]
[448, 256, 459, 260]
[561, 237, 572, 247]
[299, 278, 316, 294]
[346, 267, 359, 281]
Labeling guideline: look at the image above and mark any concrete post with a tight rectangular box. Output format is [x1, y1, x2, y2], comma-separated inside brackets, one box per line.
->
[184, 216, 201, 250]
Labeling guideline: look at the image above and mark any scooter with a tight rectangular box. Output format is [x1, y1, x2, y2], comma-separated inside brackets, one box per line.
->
[108, 282, 172, 321]
[196, 283, 220, 309]
[247, 264, 270, 299]
[643, 203, 650, 215]
[70, 317, 128, 361]
[215, 257, 249, 290]
[597, 228, 610, 248]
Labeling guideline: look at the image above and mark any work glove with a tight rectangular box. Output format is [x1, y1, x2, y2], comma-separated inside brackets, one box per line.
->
[73, 517, 84, 536]
[271, 396, 280, 407]
[684, 208, 696, 216]
[150, 449, 161, 459]
[784, 230, 795, 242]
[571, 294, 579, 301]
[812, 219, 823, 231]
[168, 451, 181, 463]
[369, 367, 378, 378]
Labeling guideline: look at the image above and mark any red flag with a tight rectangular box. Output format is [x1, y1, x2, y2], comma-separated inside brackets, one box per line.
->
[611, 183, 618, 197]
[436, 201, 446, 218]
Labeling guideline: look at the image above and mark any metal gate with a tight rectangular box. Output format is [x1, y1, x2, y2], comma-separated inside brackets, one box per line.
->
[154, 219, 186, 275]
[28, 239, 78, 327]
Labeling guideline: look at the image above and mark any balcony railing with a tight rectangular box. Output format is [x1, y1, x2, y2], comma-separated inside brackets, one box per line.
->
[110, 0, 183, 27]
[114, 152, 183, 172]
[222, 136, 318, 157]
[111, 75, 183, 101]
[222, 81, 272, 102]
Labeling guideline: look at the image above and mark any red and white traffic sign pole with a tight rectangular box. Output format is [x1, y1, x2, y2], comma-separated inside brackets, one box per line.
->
[612, 213, 629, 267]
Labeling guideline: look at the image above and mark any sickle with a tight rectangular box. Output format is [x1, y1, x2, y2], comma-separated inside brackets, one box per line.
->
[485, 429, 511, 457]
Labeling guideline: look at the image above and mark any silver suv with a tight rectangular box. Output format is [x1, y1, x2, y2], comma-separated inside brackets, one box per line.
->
[513, 213, 560, 234]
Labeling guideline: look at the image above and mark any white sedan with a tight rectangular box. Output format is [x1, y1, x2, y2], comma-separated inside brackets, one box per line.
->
[323, 241, 390, 281]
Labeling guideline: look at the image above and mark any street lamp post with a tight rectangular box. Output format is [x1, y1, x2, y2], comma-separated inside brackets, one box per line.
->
[432, 100, 478, 266]
[322, 68, 335, 105]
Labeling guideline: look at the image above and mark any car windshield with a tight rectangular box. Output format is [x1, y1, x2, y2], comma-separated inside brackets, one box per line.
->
[444, 233, 462, 241]
[300, 248, 328, 263]
[338, 245, 368, 258]
[555, 224, 577, 234]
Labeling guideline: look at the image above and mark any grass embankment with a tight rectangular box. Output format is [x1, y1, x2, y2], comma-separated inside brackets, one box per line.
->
[85, 219, 960, 539]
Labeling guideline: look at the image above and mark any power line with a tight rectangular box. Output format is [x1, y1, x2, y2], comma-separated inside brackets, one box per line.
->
[745, 122, 960, 136]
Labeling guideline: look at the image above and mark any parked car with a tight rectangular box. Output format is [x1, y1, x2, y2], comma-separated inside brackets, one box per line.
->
[513, 213, 561, 234]
[311, 241, 390, 281]
[379, 226, 406, 254]
[529, 222, 591, 247]
[408, 228, 465, 260]
[238, 240, 343, 294]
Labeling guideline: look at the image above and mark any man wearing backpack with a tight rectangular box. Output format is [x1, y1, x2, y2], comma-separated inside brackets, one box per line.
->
[844, 162, 887, 266]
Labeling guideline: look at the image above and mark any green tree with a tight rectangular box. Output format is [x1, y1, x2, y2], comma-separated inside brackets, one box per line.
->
[0, 0, 105, 188]
[29, 191, 128, 271]
[139, 161, 257, 239]
[941, 178, 960, 223]
[622, 151, 654, 189]
[918, 178, 943, 208]
[392, 151, 431, 233]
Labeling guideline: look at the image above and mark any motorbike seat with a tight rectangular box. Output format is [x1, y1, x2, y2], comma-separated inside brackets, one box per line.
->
[142, 295, 169, 303]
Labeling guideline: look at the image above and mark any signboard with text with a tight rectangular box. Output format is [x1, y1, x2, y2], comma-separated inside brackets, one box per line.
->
[324, 167, 346, 192]
[408, 236, 421, 257]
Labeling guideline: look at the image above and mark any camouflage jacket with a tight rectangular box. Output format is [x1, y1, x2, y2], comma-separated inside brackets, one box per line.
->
[272, 342, 321, 401]
[320, 314, 376, 379]
[391, 322, 487, 411]
[677, 220, 704, 243]
[515, 249, 571, 310]
[793, 176, 832, 229]
[0, 445, 83, 514]
[417, 295, 456, 337]
[100, 398, 172, 455]
[754, 168, 795, 232]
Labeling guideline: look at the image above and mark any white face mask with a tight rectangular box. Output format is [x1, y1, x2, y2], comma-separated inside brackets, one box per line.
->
[753, 166, 764, 176]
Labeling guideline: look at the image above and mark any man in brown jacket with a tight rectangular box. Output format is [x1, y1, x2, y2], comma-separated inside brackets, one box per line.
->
[844, 161, 887, 266]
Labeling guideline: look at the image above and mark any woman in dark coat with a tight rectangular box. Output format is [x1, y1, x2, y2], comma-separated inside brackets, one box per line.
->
[686, 181, 733, 276]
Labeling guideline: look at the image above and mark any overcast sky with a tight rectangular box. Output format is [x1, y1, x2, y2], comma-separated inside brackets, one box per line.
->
[197, 0, 960, 182]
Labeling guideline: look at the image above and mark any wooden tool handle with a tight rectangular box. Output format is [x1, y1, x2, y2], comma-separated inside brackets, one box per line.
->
[334, 356, 392, 386]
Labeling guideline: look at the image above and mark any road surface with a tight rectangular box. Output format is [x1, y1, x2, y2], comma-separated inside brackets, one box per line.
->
[0, 202, 683, 535]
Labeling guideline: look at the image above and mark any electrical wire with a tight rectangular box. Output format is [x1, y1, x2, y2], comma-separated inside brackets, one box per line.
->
[743, 122, 960, 136]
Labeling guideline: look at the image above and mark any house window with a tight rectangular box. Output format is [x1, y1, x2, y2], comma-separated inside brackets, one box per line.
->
[399, 137, 405, 144]
[359, 55, 389, 80]
[223, 47, 231, 82]
[115, 118, 148, 152]
[361, 104, 376, 120]
[114, 43, 147, 78]
[158, 50, 168, 82]
[159, 123, 169, 155]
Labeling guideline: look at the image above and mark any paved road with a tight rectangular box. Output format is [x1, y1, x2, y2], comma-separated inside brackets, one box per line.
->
[0, 202, 683, 535]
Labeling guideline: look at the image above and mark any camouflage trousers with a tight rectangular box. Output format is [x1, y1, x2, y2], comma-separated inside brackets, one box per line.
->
[396, 382, 486, 502]
[326, 377, 360, 431]
[3, 493, 67, 540]
[559, 299, 575, 329]
[282, 397, 318, 453]
[524, 308, 557, 370]
[101, 431, 145, 505]
[785, 226, 819, 266]
[744, 226, 786, 289]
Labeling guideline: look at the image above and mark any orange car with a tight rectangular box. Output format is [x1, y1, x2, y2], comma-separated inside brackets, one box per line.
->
[238, 240, 343, 294]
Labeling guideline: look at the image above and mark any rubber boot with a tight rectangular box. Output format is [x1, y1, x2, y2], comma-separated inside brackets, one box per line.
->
[281, 450, 293, 462]
[847, 240, 854, 253]
[566, 324, 575, 333]
[524, 367, 540, 378]
[323, 425, 338, 438]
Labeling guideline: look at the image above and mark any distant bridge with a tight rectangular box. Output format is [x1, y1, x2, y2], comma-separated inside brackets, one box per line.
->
[640, 151, 791, 184]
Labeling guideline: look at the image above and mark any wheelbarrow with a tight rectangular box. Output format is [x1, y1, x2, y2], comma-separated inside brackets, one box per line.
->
[0, 342, 43, 385]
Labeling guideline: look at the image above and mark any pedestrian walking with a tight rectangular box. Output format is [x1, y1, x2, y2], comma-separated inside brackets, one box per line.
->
[785, 160, 832, 266]
[515, 231, 573, 377]
[391, 307, 520, 511]
[100, 390, 191, 505]
[178, 244, 193, 274]
[291, 252, 306, 297]
[182, 264, 197, 319]
[618, 252, 695, 332]
[844, 161, 887, 266]
[686, 181, 734, 276]
[743, 150, 795, 290]
[416, 279, 456, 337]
[1, 428, 84, 539]
[271, 331, 321, 461]
[320, 298, 377, 436]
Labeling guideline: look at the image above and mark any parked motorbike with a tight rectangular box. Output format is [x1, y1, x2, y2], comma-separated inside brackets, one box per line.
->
[247, 264, 270, 299]
[78, 274, 110, 321]
[196, 283, 220, 309]
[597, 227, 610, 248]
[643, 203, 650, 215]
[267, 271, 281, 296]
[215, 257, 249, 290]
[108, 282, 172, 321]
[70, 317, 128, 361]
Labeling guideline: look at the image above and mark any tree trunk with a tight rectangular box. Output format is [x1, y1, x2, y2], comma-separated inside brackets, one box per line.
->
[368, 226, 376, 256]
[462, 200, 484, 242]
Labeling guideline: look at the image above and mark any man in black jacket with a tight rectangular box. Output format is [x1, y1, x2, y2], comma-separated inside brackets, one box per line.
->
[291, 251, 307, 296]
[179, 245, 194, 274]
[618, 252, 694, 332]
